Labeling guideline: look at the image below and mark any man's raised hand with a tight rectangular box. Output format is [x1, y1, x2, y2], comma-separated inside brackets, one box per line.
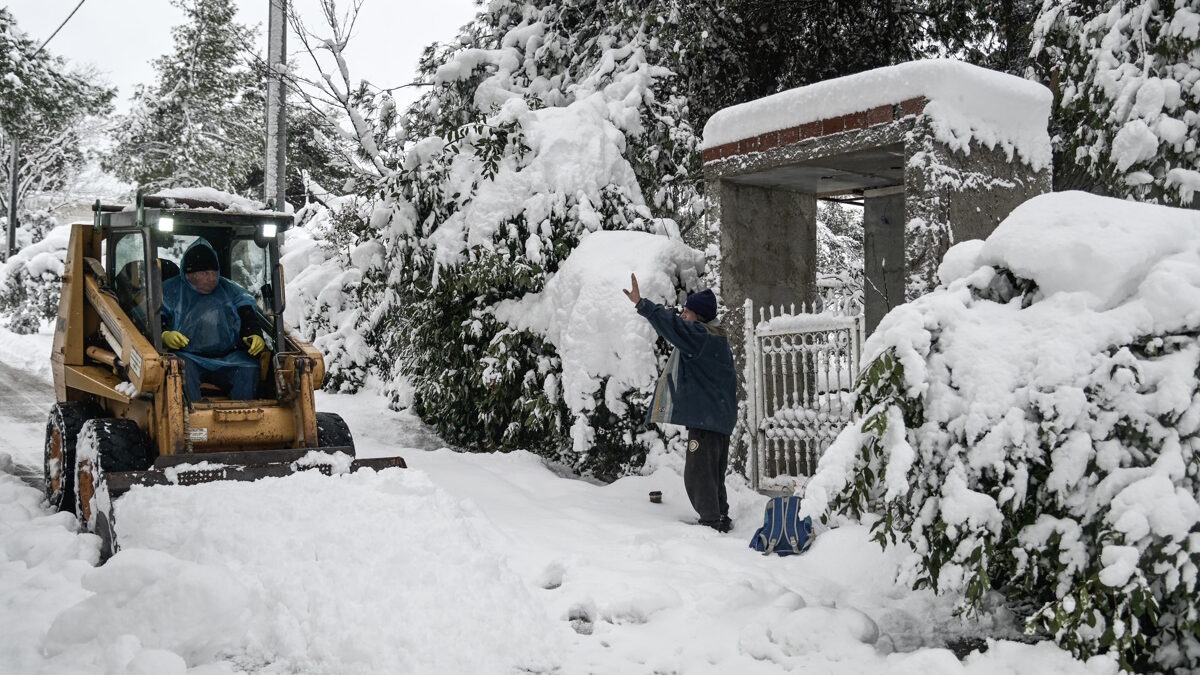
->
[623, 273, 641, 304]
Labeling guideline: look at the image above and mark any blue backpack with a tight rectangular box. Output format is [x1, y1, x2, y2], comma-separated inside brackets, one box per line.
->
[749, 496, 814, 556]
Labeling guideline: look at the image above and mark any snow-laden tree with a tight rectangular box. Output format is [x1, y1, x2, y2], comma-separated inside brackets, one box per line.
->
[0, 8, 114, 223]
[1031, 0, 1200, 205]
[816, 202, 865, 314]
[280, 0, 704, 475]
[377, 0, 702, 475]
[106, 0, 263, 194]
[804, 193, 1200, 672]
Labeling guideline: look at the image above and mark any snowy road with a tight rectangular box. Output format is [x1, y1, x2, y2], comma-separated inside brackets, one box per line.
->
[0, 359, 52, 489]
[0, 329, 1102, 674]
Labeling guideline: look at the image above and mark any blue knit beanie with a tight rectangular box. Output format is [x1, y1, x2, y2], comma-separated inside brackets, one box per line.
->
[684, 289, 717, 322]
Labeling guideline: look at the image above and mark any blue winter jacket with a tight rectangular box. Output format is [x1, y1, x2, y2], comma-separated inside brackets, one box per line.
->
[636, 298, 738, 436]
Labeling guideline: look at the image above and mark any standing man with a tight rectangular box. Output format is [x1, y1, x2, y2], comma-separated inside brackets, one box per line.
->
[625, 274, 738, 532]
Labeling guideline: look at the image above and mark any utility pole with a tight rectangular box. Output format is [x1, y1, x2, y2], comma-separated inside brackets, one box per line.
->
[6, 139, 17, 259]
[264, 0, 288, 212]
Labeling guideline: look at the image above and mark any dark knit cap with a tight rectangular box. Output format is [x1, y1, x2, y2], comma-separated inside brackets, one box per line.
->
[684, 289, 718, 323]
[182, 245, 219, 274]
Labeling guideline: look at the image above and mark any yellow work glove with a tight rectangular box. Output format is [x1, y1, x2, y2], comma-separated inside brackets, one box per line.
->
[162, 330, 189, 350]
[243, 334, 266, 357]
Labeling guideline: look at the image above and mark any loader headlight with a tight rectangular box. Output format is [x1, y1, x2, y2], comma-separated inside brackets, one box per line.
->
[261, 222, 278, 238]
[157, 216, 175, 232]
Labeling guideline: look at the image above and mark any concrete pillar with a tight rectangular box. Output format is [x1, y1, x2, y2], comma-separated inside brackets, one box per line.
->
[863, 189, 905, 334]
[719, 181, 818, 324]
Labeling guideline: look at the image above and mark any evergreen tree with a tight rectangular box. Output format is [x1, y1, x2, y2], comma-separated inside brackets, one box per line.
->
[1031, 0, 1200, 205]
[106, 0, 263, 194]
[0, 8, 114, 218]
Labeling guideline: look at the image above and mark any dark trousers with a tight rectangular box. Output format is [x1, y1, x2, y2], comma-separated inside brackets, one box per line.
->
[684, 428, 730, 525]
[181, 359, 260, 401]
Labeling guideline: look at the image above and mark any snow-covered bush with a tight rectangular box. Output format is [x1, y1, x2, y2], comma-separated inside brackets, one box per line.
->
[318, 0, 705, 475]
[1031, 0, 1200, 205]
[282, 198, 382, 392]
[0, 224, 70, 333]
[803, 192, 1200, 672]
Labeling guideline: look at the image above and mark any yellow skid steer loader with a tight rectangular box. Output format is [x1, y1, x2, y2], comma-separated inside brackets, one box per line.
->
[44, 195, 404, 559]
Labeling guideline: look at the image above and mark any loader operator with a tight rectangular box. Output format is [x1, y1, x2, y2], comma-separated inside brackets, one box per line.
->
[160, 239, 267, 402]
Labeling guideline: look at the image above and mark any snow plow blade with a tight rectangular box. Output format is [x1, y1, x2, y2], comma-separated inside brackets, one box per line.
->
[103, 447, 407, 499]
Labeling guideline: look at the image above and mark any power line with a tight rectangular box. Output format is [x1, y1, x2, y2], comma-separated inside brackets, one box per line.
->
[31, 0, 89, 58]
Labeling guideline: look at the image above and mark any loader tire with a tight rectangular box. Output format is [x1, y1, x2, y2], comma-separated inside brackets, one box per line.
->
[316, 412, 354, 452]
[75, 418, 152, 562]
[44, 401, 102, 514]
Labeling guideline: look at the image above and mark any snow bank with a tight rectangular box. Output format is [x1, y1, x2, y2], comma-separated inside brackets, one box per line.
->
[0, 464, 100, 674]
[42, 468, 560, 674]
[492, 230, 704, 447]
[701, 59, 1052, 169]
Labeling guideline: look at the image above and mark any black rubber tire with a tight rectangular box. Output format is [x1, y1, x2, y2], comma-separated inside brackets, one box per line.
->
[315, 412, 355, 452]
[78, 418, 154, 475]
[43, 401, 102, 514]
[75, 418, 152, 562]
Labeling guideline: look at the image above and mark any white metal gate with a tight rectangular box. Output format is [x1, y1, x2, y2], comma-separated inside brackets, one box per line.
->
[744, 298, 864, 490]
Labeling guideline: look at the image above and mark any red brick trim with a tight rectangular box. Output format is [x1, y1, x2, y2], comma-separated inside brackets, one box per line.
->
[899, 96, 927, 117]
[703, 96, 930, 164]
[867, 104, 892, 126]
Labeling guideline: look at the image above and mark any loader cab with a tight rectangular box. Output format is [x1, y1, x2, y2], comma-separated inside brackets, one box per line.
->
[99, 205, 292, 397]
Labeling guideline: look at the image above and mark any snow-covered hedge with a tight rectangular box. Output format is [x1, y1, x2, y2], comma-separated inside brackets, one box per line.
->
[0, 223, 69, 333]
[297, 1, 707, 476]
[281, 198, 380, 392]
[803, 192, 1200, 672]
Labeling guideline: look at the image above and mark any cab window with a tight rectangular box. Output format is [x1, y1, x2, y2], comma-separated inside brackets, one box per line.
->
[230, 238, 273, 315]
[157, 234, 200, 273]
[110, 231, 152, 337]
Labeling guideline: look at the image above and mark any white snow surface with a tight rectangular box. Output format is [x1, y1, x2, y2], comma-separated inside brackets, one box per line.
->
[492, 231, 704, 434]
[0, 325, 1109, 674]
[701, 59, 1052, 170]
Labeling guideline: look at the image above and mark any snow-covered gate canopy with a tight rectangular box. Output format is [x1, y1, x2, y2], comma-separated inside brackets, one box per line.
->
[701, 59, 1053, 340]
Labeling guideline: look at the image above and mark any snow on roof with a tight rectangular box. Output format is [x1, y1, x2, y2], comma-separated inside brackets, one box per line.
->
[152, 187, 283, 215]
[701, 59, 1052, 170]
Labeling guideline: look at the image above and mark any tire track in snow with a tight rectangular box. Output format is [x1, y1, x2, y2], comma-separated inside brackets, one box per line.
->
[0, 360, 54, 489]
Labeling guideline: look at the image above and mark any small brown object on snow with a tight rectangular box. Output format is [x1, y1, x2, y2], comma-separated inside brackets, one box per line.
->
[649, 491, 662, 504]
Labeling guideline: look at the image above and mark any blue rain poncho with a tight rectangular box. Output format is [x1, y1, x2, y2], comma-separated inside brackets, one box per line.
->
[160, 239, 260, 373]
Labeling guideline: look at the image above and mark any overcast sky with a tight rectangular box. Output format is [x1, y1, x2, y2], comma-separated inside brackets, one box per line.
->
[7, 0, 480, 112]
